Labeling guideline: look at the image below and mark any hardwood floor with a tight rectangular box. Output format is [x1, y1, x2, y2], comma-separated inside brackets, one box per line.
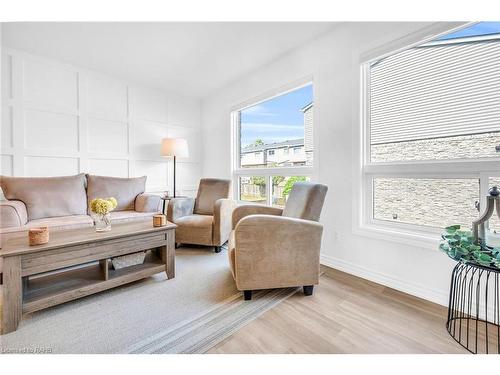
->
[208, 267, 468, 354]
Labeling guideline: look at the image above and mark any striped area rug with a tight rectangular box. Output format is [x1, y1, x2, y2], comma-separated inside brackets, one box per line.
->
[125, 287, 299, 354]
[1, 247, 299, 353]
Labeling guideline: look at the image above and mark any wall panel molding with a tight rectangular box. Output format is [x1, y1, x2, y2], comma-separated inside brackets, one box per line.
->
[1, 48, 202, 196]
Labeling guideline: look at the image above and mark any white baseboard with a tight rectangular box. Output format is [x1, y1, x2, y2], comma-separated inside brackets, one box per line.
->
[320, 254, 449, 307]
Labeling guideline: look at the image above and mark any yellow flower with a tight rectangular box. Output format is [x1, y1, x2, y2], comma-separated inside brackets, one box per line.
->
[108, 197, 118, 209]
[90, 197, 117, 215]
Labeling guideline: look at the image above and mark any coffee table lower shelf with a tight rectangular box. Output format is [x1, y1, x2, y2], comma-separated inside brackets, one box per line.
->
[23, 252, 166, 314]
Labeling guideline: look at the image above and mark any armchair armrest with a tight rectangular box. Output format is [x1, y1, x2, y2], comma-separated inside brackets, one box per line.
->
[0, 200, 28, 229]
[135, 193, 162, 213]
[232, 204, 283, 229]
[213, 198, 237, 246]
[167, 197, 195, 222]
[234, 215, 323, 291]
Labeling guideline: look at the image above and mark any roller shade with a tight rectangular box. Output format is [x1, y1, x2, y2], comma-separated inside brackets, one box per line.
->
[370, 39, 500, 145]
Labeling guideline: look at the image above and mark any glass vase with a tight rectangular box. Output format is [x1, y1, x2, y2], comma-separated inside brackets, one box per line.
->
[94, 213, 111, 232]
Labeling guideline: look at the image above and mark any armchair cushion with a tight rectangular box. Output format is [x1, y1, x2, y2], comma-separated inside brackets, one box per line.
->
[0, 200, 28, 229]
[0, 174, 87, 220]
[232, 204, 283, 229]
[194, 178, 230, 215]
[87, 175, 146, 212]
[135, 193, 161, 212]
[282, 182, 328, 221]
[174, 214, 213, 245]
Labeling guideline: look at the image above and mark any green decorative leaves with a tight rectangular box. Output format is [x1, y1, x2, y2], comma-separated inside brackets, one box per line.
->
[445, 225, 461, 234]
[439, 224, 500, 269]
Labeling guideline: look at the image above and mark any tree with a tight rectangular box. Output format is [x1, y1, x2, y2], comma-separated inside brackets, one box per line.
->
[253, 139, 264, 146]
[272, 176, 285, 186]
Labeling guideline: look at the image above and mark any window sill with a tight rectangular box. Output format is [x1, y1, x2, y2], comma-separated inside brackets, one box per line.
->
[353, 222, 441, 252]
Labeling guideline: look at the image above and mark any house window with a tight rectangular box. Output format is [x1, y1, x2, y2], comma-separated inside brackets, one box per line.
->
[362, 22, 500, 238]
[232, 80, 314, 205]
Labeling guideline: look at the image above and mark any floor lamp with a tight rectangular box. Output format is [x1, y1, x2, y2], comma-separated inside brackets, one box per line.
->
[161, 137, 189, 198]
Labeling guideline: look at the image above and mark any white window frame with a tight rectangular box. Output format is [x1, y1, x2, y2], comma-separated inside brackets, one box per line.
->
[230, 77, 316, 205]
[357, 22, 500, 249]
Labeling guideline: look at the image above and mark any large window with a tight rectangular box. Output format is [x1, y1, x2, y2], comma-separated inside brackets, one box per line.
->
[232, 81, 314, 205]
[362, 22, 500, 238]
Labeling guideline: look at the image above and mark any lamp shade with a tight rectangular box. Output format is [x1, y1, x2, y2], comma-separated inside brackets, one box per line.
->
[160, 138, 189, 158]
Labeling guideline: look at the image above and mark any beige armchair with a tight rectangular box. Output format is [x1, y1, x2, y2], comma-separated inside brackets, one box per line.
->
[229, 182, 328, 300]
[167, 178, 235, 252]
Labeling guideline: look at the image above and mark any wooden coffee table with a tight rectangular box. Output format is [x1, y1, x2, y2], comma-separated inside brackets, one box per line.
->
[0, 219, 176, 334]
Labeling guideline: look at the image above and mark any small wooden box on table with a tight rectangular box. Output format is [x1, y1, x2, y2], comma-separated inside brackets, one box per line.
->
[0, 219, 176, 334]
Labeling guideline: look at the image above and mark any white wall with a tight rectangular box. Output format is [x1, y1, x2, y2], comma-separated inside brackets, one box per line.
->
[200, 22, 464, 306]
[1, 47, 202, 196]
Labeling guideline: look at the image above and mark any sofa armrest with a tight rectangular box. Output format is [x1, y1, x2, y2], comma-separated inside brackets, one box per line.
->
[167, 197, 195, 222]
[0, 200, 28, 229]
[232, 204, 283, 229]
[213, 198, 237, 246]
[234, 215, 323, 291]
[135, 193, 161, 213]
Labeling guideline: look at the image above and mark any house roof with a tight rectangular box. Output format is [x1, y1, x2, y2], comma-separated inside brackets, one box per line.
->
[241, 138, 304, 153]
[301, 102, 313, 112]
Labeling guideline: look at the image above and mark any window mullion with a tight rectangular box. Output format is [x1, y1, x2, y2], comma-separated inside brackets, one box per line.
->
[266, 176, 272, 206]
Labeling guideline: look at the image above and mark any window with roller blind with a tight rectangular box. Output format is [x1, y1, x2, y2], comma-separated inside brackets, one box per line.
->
[362, 22, 500, 237]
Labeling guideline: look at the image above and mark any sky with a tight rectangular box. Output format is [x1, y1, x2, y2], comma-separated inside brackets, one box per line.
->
[240, 84, 313, 147]
[438, 22, 500, 40]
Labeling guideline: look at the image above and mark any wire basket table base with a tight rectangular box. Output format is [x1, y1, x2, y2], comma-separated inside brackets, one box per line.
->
[447, 262, 500, 354]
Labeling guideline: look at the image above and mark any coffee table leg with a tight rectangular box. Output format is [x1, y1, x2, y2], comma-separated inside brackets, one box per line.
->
[2, 256, 22, 334]
[160, 230, 175, 279]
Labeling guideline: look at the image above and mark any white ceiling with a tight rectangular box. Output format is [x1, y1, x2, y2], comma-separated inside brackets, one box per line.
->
[1, 22, 335, 98]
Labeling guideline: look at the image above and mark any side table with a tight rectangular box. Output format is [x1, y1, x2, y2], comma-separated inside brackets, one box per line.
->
[447, 261, 500, 354]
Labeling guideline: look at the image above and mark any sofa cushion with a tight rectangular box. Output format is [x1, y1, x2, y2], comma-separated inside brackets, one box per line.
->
[87, 175, 146, 212]
[134, 193, 161, 213]
[194, 178, 230, 215]
[0, 174, 88, 220]
[1, 214, 94, 234]
[28, 215, 94, 230]
[110, 210, 157, 223]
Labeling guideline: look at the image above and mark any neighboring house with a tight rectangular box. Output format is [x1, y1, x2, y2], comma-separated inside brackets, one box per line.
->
[240, 138, 306, 167]
[240, 103, 314, 167]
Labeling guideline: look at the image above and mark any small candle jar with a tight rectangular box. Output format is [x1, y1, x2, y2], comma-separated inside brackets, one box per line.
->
[153, 214, 167, 227]
[29, 226, 49, 246]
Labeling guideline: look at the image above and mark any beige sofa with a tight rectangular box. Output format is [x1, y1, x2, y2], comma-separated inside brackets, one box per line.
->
[167, 178, 235, 252]
[0, 173, 162, 233]
[228, 182, 328, 300]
